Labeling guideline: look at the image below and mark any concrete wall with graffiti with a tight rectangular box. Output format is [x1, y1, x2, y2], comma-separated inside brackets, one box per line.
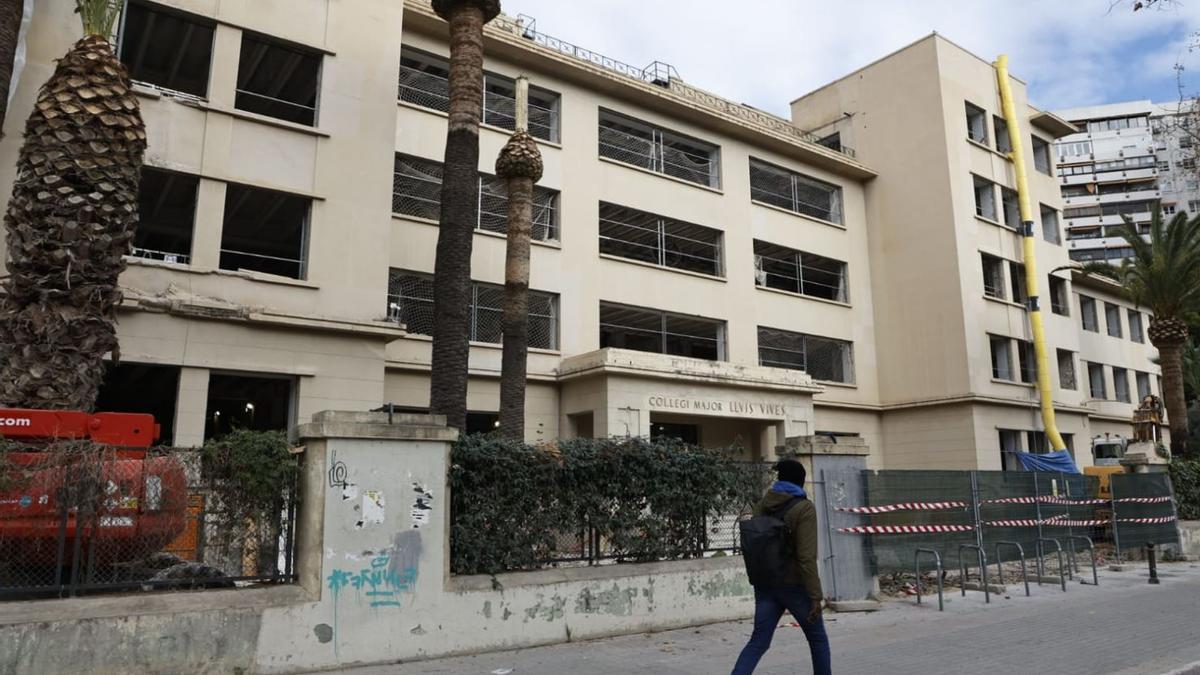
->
[0, 412, 755, 675]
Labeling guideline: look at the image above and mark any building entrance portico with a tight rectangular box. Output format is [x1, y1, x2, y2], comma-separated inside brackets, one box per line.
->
[559, 348, 823, 460]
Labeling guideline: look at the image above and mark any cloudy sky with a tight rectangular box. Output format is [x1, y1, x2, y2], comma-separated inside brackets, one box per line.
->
[501, 0, 1200, 117]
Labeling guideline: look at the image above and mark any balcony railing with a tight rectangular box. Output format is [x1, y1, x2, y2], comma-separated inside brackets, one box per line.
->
[598, 124, 719, 188]
[398, 64, 560, 142]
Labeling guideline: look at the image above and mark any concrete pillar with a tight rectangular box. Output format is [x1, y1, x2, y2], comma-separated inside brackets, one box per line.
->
[207, 24, 244, 110]
[190, 179, 227, 269]
[173, 367, 210, 448]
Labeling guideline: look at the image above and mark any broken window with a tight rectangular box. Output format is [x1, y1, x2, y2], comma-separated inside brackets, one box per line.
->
[1129, 310, 1144, 343]
[118, 0, 215, 98]
[999, 429, 1023, 471]
[755, 240, 848, 302]
[1000, 187, 1021, 229]
[388, 270, 558, 349]
[1058, 349, 1076, 390]
[236, 33, 321, 126]
[97, 363, 181, 444]
[392, 155, 559, 241]
[1088, 362, 1107, 399]
[1041, 204, 1061, 244]
[600, 202, 723, 276]
[133, 167, 198, 264]
[981, 254, 1005, 300]
[598, 109, 720, 188]
[758, 326, 854, 383]
[990, 335, 1014, 381]
[749, 158, 843, 224]
[1017, 340, 1037, 384]
[220, 184, 310, 279]
[1136, 371, 1152, 399]
[1080, 295, 1099, 331]
[966, 102, 988, 144]
[994, 116, 1012, 153]
[1113, 367, 1131, 403]
[398, 48, 561, 142]
[1105, 302, 1123, 338]
[205, 373, 294, 439]
[973, 176, 997, 221]
[1032, 136, 1052, 174]
[600, 303, 725, 360]
[1049, 275, 1069, 316]
[1009, 262, 1027, 305]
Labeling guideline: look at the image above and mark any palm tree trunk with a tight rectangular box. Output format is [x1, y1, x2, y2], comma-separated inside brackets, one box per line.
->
[0, 0, 24, 138]
[0, 35, 145, 411]
[499, 175, 532, 440]
[428, 3, 493, 433]
[1156, 338, 1191, 456]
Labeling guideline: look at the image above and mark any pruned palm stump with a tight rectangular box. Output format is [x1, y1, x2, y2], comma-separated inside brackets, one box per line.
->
[0, 6, 147, 411]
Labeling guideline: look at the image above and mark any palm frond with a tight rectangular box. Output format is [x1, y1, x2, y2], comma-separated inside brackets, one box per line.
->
[1114, 207, 1200, 321]
[75, 0, 122, 39]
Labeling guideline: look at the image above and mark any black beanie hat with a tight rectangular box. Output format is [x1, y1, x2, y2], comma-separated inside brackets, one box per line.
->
[775, 458, 807, 485]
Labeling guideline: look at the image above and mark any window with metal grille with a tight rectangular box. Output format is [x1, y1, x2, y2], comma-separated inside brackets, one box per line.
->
[990, 335, 1014, 381]
[966, 102, 988, 144]
[755, 240, 848, 302]
[220, 184, 310, 279]
[749, 158, 843, 224]
[973, 176, 997, 221]
[133, 168, 198, 264]
[1041, 204, 1061, 244]
[392, 155, 559, 241]
[758, 326, 854, 383]
[1136, 371, 1152, 400]
[598, 109, 720, 188]
[1009, 262, 1027, 305]
[1128, 310, 1144, 343]
[1080, 295, 1099, 332]
[1105, 302, 1123, 338]
[600, 303, 725, 361]
[1058, 349, 1076, 390]
[397, 48, 561, 142]
[1088, 362, 1107, 399]
[235, 33, 321, 126]
[599, 202, 723, 276]
[387, 270, 558, 350]
[1017, 340, 1037, 384]
[981, 254, 1005, 300]
[1049, 275, 1069, 315]
[1032, 136, 1052, 174]
[118, 0, 215, 98]
[1113, 367, 1131, 403]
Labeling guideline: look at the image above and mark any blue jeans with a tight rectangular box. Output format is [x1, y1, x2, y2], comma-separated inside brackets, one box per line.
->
[731, 587, 831, 675]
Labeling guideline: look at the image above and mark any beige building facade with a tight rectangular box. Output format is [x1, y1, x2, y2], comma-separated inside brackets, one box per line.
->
[0, 3, 1161, 470]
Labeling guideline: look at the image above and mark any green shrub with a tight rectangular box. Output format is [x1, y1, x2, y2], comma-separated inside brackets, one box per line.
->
[449, 435, 769, 575]
[1170, 457, 1200, 520]
[201, 429, 298, 519]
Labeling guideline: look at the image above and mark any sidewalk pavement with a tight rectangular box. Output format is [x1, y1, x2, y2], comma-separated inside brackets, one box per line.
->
[330, 562, 1200, 675]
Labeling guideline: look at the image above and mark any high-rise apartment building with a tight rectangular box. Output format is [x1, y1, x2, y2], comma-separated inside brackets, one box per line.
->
[0, 2, 1162, 471]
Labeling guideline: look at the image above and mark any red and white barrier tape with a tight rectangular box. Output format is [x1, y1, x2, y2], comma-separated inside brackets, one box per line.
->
[1114, 496, 1174, 504]
[1043, 516, 1177, 527]
[836, 501, 967, 514]
[983, 519, 1048, 528]
[837, 524, 975, 534]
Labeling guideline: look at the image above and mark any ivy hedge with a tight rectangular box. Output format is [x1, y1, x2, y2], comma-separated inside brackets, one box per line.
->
[449, 435, 770, 576]
[1170, 457, 1200, 520]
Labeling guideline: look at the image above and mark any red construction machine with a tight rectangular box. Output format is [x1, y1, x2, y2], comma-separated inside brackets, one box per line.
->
[0, 409, 188, 566]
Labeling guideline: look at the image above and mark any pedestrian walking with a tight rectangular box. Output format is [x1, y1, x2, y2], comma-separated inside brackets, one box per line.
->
[732, 458, 831, 675]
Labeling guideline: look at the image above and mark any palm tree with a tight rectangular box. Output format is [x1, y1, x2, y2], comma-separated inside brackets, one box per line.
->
[495, 77, 543, 441]
[0, 0, 25, 137]
[1088, 210, 1200, 457]
[0, 1, 146, 411]
[428, 0, 500, 432]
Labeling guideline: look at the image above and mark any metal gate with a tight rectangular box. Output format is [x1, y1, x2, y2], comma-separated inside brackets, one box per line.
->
[811, 456, 873, 601]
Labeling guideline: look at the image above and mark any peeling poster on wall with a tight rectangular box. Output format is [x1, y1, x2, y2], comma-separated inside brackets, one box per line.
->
[361, 491, 385, 527]
[411, 482, 433, 529]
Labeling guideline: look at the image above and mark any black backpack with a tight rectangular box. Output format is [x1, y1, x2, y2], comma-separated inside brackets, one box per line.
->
[738, 497, 803, 587]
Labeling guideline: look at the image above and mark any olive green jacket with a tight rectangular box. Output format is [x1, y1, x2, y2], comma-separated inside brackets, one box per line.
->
[754, 490, 824, 602]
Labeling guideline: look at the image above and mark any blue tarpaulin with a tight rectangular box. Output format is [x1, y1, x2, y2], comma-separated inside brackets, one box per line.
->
[1015, 450, 1081, 474]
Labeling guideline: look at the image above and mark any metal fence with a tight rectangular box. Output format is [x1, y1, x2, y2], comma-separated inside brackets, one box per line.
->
[0, 447, 298, 600]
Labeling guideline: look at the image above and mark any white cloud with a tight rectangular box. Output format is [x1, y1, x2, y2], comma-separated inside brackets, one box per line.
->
[501, 0, 1200, 115]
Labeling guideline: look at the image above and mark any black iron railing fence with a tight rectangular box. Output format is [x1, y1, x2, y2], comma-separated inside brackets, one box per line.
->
[0, 445, 298, 600]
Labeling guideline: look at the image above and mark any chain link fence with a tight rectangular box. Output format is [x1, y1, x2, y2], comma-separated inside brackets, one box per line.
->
[0, 444, 298, 600]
